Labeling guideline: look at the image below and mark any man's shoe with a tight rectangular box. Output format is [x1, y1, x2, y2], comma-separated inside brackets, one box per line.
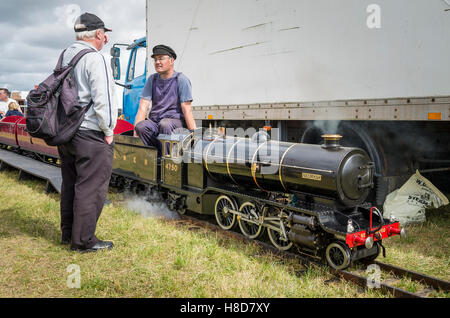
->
[61, 234, 71, 245]
[61, 238, 71, 245]
[71, 240, 114, 253]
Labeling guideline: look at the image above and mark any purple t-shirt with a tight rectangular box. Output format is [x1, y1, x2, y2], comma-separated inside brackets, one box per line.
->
[140, 72, 192, 103]
[140, 72, 192, 122]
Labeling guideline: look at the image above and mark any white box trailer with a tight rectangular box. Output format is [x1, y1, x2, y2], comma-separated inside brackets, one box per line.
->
[145, 0, 450, 203]
[147, 0, 449, 106]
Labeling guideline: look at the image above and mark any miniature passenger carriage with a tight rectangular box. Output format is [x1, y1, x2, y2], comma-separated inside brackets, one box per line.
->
[110, 124, 405, 269]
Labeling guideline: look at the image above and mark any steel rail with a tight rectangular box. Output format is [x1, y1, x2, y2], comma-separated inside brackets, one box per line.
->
[329, 268, 421, 298]
[363, 260, 450, 292]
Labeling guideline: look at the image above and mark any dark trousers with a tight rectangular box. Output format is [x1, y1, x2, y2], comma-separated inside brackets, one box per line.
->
[57, 129, 114, 249]
[134, 118, 186, 156]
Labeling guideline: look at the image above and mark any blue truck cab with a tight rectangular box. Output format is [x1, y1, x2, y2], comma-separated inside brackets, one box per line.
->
[110, 37, 147, 125]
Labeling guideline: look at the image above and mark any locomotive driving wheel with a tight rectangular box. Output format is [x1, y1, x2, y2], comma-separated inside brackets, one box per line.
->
[267, 208, 293, 251]
[325, 241, 352, 270]
[214, 195, 237, 230]
[238, 202, 264, 239]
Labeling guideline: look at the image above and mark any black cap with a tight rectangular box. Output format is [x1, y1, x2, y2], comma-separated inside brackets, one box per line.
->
[151, 45, 177, 60]
[74, 12, 112, 32]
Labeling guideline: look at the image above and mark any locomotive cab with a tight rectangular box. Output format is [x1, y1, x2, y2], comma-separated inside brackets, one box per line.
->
[158, 133, 187, 189]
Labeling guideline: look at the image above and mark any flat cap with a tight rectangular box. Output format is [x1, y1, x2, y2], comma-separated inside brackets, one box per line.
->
[151, 45, 177, 60]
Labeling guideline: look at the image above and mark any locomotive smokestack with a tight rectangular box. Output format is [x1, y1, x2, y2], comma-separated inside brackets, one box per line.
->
[322, 134, 343, 149]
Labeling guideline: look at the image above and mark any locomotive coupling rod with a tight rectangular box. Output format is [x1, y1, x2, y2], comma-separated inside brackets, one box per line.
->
[225, 207, 286, 232]
[225, 208, 263, 226]
[224, 206, 288, 234]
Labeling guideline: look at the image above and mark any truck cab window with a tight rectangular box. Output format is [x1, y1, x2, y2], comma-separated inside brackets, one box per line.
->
[127, 46, 146, 82]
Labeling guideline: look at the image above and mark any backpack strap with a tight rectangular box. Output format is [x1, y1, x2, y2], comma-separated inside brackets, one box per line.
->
[68, 48, 97, 67]
[55, 48, 96, 71]
[55, 49, 67, 70]
[86, 100, 94, 111]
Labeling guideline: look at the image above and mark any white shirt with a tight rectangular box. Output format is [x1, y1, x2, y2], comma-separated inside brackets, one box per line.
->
[62, 41, 118, 136]
[0, 98, 17, 114]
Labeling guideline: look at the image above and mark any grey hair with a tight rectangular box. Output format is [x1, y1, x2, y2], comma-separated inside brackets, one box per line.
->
[75, 29, 101, 40]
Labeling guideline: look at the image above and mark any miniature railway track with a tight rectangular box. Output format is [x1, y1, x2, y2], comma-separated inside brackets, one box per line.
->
[3, 151, 446, 298]
[177, 213, 450, 298]
[333, 259, 450, 298]
[330, 266, 431, 298]
[2, 126, 448, 298]
[362, 260, 450, 296]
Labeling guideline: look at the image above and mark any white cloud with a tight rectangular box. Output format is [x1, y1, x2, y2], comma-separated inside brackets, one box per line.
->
[0, 0, 146, 98]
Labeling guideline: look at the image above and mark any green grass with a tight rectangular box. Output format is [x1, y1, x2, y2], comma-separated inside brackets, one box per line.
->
[381, 201, 450, 282]
[0, 168, 448, 298]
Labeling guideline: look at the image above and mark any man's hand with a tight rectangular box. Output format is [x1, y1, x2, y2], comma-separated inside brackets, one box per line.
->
[134, 98, 151, 127]
[133, 98, 151, 138]
[104, 135, 114, 145]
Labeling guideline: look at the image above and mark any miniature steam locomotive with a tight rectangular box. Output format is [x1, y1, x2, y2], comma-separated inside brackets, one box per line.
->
[0, 117, 405, 269]
[111, 125, 405, 269]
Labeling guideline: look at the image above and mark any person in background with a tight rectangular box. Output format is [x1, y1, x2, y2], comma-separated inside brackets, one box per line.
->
[5, 101, 24, 117]
[0, 88, 19, 118]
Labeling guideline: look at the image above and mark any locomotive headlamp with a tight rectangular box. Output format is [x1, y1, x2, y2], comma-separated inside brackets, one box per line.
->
[347, 219, 355, 233]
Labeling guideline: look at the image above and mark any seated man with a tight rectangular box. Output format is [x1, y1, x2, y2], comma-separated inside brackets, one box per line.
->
[134, 45, 196, 156]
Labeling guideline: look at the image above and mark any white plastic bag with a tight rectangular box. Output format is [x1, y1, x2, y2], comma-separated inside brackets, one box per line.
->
[383, 170, 449, 226]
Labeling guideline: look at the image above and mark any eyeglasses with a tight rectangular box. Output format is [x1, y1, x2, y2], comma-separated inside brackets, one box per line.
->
[153, 57, 169, 63]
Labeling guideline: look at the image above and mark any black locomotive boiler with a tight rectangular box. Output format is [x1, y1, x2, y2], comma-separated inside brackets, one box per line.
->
[111, 127, 405, 269]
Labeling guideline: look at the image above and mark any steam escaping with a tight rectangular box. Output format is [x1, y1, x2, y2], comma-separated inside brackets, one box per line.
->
[313, 120, 341, 134]
[124, 193, 180, 220]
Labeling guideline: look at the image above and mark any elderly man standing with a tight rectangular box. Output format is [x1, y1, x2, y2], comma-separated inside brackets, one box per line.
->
[134, 45, 196, 156]
[58, 12, 118, 252]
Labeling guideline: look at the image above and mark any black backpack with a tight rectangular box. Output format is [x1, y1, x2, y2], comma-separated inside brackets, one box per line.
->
[26, 48, 95, 146]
